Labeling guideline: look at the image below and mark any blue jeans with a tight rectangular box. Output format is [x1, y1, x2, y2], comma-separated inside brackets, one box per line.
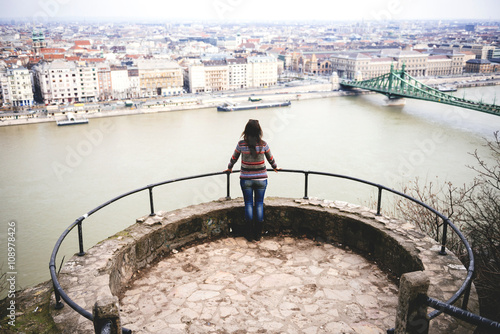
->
[240, 179, 267, 222]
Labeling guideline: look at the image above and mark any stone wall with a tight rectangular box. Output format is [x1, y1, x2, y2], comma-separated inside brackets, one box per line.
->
[51, 197, 478, 333]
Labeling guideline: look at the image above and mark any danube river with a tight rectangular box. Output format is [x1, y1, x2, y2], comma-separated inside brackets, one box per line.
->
[1, 85, 499, 293]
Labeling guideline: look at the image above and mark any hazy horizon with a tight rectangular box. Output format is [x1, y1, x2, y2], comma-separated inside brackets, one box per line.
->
[1, 0, 499, 23]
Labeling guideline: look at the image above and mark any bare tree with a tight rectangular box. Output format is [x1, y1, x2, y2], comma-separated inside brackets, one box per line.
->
[395, 131, 500, 323]
[461, 131, 500, 323]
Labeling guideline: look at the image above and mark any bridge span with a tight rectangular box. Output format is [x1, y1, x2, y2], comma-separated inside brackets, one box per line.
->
[340, 64, 500, 116]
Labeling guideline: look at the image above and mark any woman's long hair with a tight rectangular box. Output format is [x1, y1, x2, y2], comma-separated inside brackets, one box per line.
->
[242, 119, 263, 156]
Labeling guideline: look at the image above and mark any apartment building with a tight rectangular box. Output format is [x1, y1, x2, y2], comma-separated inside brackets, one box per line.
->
[97, 64, 112, 101]
[110, 65, 131, 100]
[0, 66, 34, 107]
[440, 44, 497, 60]
[203, 60, 229, 92]
[465, 59, 493, 73]
[227, 57, 248, 90]
[32, 60, 99, 104]
[127, 67, 141, 99]
[187, 56, 278, 93]
[137, 60, 183, 97]
[247, 56, 278, 88]
[188, 59, 240, 93]
[188, 63, 206, 93]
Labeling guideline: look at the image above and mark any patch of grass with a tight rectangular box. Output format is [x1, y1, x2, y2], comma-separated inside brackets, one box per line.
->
[0, 281, 60, 334]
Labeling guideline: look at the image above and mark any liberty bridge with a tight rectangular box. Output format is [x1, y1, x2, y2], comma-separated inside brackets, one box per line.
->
[340, 64, 500, 116]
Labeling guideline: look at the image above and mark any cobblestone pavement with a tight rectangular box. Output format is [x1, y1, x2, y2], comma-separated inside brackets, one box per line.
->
[119, 236, 398, 333]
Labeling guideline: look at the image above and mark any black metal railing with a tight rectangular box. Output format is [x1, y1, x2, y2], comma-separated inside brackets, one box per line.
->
[49, 169, 497, 333]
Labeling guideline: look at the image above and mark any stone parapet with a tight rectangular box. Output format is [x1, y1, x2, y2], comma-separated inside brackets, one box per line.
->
[50, 197, 478, 333]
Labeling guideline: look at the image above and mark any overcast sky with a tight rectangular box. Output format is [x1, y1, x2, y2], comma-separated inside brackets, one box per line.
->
[1, 0, 499, 22]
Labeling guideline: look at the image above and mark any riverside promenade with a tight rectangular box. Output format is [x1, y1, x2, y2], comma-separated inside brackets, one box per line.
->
[119, 236, 398, 333]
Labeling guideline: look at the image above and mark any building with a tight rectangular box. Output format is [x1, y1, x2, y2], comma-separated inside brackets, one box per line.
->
[0, 66, 34, 107]
[439, 44, 496, 60]
[127, 67, 140, 99]
[187, 55, 278, 93]
[202, 60, 229, 92]
[188, 62, 207, 94]
[427, 49, 464, 75]
[329, 52, 391, 80]
[462, 45, 496, 60]
[227, 57, 248, 90]
[426, 56, 453, 77]
[247, 56, 278, 88]
[96, 64, 112, 101]
[329, 48, 466, 80]
[32, 60, 99, 105]
[187, 59, 231, 93]
[32, 29, 47, 56]
[465, 59, 493, 73]
[291, 53, 334, 76]
[137, 60, 183, 97]
[379, 50, 427, 77]
[110, 65, 131, 100]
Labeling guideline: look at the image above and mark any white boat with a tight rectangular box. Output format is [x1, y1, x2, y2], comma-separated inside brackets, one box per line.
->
[217, 100, 291, 112]
[437, 85, 457, 92]
[56, 112, 89, 126]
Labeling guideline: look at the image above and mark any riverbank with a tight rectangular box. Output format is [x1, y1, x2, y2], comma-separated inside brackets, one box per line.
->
[0, 86, 360, 127]
[0, 280, 58, 333]
[0, 84, 348, 127]
[1, 75, 499, 128]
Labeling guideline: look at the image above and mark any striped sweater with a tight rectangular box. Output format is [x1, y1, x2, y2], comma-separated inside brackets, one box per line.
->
[228, 140, 277, 179]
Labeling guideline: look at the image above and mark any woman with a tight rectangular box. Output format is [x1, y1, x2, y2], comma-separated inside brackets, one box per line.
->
[224, 119, 279, 241]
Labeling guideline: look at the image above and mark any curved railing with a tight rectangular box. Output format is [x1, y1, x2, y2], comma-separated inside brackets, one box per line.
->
[49, 169, 499, 333]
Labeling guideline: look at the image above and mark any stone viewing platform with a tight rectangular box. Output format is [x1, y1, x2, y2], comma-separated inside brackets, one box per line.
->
[119, 237, 397, 333]
[50, 197, 478, 333]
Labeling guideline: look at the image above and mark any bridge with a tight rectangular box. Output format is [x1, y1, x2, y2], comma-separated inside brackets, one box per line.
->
[340, 64, 500, 116]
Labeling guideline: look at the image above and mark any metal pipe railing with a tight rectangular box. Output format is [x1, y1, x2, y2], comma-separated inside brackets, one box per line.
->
[49, 169, 487, 332]
[425, 296, 500, 331]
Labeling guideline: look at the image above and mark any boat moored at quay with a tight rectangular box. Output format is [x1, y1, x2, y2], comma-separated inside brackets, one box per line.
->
[56, 112, 89, 126]
[217, 100, 291, 112]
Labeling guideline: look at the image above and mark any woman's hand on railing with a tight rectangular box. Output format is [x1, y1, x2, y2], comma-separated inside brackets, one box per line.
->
[274, 168, 281, 173]
[223, 168, 232, 173]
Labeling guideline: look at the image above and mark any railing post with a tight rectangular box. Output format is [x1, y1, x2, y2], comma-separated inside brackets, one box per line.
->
[52, 281, 64, 309]
[226, 172, 231, 200]
[395, 271, 430, 334]
[461, 279, 472, 310]
[439, 219, 448, 255]
[304, 172, 309, 199]
[148, 187, 155, 216]
[93, 296, 121, 334]
[376, 187, 383, 216]
[77, 220, 85, 256]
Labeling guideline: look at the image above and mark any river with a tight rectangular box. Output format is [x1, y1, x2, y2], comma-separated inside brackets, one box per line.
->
[0, 85, 499, 293]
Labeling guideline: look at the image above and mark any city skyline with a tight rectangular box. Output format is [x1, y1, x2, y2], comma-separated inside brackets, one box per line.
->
[1, 0, 500, 23]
